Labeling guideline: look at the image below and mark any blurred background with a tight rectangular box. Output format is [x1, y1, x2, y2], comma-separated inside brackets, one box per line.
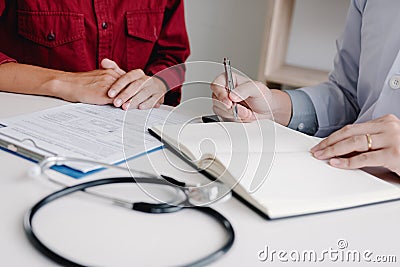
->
[182, 0, 350, 113]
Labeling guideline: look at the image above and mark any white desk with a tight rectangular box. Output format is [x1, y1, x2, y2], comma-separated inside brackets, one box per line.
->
[1, 92, 399, 266]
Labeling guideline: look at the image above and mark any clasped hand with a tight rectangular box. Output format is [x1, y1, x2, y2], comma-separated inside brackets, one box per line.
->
[60, 58, 166, 110]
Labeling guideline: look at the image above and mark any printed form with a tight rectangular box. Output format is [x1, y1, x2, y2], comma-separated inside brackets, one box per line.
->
[0, 103, 190, 172]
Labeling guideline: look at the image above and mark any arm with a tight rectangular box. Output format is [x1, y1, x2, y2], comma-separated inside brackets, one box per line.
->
[299, 0, 365, 137]
[0, 61, 121, 104]
[0, 62, 62, 97]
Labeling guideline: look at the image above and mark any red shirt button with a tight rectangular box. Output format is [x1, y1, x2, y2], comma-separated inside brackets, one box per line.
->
[47, 32, 55, 41]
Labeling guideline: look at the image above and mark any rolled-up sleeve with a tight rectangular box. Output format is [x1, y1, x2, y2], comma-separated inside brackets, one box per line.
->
[299, 0, 364, 137]
[0, 52, 16, 65]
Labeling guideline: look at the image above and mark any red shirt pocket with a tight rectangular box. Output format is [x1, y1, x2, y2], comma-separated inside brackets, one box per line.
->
[125, 9, 164, 71]
[17, 11, 85, 48]
[16, 10, 89, 71]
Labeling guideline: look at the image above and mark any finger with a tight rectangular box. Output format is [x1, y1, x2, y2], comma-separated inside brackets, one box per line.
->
[101, 58, 126, 76]
[121, 99, 132, 110]
[212, 104, 236, 121]
[113, 77, 150, 107]
[311, 122, 383, 153]
[329, 150, 384, 170]
[109, 69, 146, 99]
[212, 94, 243, 122]
[113, 79, 143, 107]
[213, 102, 258, 123]
[210, 74, 231, 108]
[212, 93, 230, 112]
[99, 69, 122, 80]
[127, 85, 154, 110]
[229, 81, 265, 103]
[138, 94, 164, 110]
[313, 133, 384, 160]
[236, 104, 257, 122]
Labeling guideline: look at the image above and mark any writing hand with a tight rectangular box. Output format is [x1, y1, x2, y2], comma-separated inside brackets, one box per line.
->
[210, 73, 291, 125]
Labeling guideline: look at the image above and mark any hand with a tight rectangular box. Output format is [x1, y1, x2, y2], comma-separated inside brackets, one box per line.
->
[311, 114, 400, 176]
[101, 59, 167, 110]
[55, 69, 121, 105]
[210, 73, 292, 125]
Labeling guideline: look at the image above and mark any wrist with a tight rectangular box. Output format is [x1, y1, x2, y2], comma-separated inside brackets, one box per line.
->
[271, 89, 292, 126]
[44, 71, 75, 101]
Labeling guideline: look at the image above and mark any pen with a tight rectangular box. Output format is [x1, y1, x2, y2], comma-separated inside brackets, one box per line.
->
[223, 58, 239, 121]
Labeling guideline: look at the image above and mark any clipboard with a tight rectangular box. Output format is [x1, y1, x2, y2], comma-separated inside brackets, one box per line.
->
[0, 131, 164, 179]
[0, 103, 191, 179]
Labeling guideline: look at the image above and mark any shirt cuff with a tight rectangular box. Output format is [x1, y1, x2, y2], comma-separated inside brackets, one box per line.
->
[0, 53, 17, 65]
[147, 63, 185, 92]
[284, 89, 319, 135]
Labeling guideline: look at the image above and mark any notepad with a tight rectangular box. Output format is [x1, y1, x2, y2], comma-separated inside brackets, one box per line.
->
[150, 120, 400, 219]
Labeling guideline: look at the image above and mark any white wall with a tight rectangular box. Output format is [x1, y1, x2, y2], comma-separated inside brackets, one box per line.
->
[182, 0, 269, 107]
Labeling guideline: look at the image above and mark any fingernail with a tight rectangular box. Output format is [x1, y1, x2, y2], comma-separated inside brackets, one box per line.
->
[139, 104, 148, 110]
[109, 90, 116, 97]
[115, 99, 122, 107]
[330, 158, 342, 166]
[314, 150, 324, 159]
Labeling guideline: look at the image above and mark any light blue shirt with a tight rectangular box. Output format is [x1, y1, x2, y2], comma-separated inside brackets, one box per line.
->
[287, 0, 400, 137]
[285, 89, 318, 135]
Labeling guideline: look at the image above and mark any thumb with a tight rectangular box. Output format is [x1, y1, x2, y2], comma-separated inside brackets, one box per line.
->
[101, 58, 126, 75]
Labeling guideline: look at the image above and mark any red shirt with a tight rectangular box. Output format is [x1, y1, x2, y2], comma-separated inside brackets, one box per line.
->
[0, 0, 190, 106]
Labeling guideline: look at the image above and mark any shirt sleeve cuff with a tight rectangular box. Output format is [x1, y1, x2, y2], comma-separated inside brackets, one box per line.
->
[146, 63, 185, 92]
[284, 89, 319, 135]
[0, 53, 17, 65]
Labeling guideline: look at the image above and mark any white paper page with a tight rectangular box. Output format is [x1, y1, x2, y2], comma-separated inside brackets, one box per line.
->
[155, 119, 321, 161]
[241, 152, 400, 218]
[0, 104, 190, 172]
[205, 150, 400, 218]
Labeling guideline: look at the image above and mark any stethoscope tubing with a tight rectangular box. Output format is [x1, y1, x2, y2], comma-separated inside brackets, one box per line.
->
[24, 177, 235, 267]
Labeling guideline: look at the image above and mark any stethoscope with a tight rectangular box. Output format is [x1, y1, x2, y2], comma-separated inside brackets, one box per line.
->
[25, 156, 235, 267]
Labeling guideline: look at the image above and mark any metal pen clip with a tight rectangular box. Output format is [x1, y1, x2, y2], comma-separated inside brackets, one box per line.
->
[223, 58, 239, 121]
